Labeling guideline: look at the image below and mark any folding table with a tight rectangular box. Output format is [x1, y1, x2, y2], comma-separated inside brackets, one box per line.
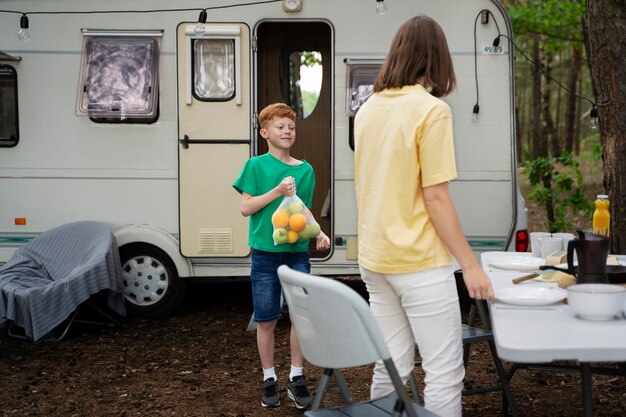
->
[481, 251, 626, 417]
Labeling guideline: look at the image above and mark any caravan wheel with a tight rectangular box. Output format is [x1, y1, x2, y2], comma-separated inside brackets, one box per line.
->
[119, 244, 187, 318]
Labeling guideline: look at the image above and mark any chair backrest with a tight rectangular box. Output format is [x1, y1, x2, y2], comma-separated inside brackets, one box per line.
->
[19, 221, 116, 279]
[277, 265, 391, 369]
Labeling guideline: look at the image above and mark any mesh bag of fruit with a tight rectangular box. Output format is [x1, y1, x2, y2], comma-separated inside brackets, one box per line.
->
[271, 195, 321, 245]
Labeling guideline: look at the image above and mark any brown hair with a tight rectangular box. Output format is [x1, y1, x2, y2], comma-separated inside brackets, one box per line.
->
[374, 15, 456, 97]
[258, 103, 296, 128]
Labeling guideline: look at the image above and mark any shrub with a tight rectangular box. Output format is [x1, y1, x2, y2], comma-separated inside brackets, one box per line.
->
[520, 150, 593, 233]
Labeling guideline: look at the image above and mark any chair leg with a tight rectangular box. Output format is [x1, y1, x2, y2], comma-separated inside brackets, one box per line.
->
[332, 369, 354, 404]
[408, 371, 422, 404]
[467, 302, 477, 328]
[463, 343, 471, 367]
[384, 358, 418, 417]
[245, 314, 256, 332]
[391, 397, 406, 417]
[73, 301, 120, 328]
[6, 299, 119, 342]
[475, 300, 491, 331]
[312, 368, 354, 409]
[7, 322, 30, 340]
[53, 307, 83, 341]
[312, 369, 332, 409]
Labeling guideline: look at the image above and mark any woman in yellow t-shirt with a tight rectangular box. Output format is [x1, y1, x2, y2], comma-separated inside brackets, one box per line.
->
[354, 15, 494, 417]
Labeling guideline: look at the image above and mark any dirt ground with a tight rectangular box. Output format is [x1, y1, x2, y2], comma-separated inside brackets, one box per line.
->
[1, 278, 625, 417]
[1, 158, 623, 416]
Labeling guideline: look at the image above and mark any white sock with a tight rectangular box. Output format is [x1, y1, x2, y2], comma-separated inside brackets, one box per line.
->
[289, 365, 304, 381]
[263, 367, 277, 381]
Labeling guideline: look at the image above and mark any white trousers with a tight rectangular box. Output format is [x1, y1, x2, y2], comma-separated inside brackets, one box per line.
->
[360, 265, 464, 417]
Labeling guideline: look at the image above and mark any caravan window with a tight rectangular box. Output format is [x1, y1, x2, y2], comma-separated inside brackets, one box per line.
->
[345, 61, 382, 151]
[76, 31, 162, 124]
[288, 51, 322, 119]
[0, 65, 18, 147]
[193, 39, 235, 101]
[344, 62, 382, 117]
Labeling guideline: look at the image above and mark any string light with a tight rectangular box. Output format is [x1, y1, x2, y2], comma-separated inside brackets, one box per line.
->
[2, 1, 283, 42]
[195, 9, 207, 35]
[589, 104, 598, 129]
[18, 14, 30, 42]
[376, 0, 387, 15]
[4, 2, 601, 129]
[495, 32, 598, 130]
[472, 10, 497, 123]
[472, 9, 598, 130]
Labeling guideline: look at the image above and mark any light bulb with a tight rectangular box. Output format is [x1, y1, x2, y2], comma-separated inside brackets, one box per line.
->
[282, 0, 303, 12]
[195, 9, 207, 35]
[18, 14, 31, 42]
[194, 23, 205, 36]
[376, 0, 387, 15]
[472, 104, 480, 122]
[589, 104, 598, 130]
[18, 28, 31, 42]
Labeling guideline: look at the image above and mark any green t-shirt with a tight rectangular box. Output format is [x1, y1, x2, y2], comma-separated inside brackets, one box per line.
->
[233, 153, 315, 252]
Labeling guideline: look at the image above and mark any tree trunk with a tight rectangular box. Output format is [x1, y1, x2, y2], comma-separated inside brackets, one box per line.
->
[555, 51, 562, 149]
[585, 1, 626, 254]
[541, 53, 558, 157]
[564, 45, 582, 153]
[531, 37, 545, 156]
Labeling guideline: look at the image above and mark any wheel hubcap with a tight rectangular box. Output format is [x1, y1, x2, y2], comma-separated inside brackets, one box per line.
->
[122, 255, 169, 306]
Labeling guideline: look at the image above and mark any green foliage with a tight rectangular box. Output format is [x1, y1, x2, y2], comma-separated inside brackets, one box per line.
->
[300, 51, 321, 67]
[580, 133, 602, 161]
[520, 150, 593, 233]
[301, 90, 319, 118]
[507, 0, 585, 46]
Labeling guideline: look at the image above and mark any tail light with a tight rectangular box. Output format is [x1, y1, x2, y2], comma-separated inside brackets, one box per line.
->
[515, 229, 529, 253]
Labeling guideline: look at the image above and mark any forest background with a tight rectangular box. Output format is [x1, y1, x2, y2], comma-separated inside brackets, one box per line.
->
[501, 0, 603, 235]
[505, 0, 626, 253]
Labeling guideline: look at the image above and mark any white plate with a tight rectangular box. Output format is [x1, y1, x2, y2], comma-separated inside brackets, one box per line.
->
[495, 287, 567, 306]
[488, 256, 546, 271]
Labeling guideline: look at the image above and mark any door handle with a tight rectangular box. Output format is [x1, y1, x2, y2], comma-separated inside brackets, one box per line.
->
[179, 134, 190, 149]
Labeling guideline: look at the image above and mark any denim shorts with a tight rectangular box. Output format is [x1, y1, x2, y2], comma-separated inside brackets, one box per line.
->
[250, 249, 310, 323]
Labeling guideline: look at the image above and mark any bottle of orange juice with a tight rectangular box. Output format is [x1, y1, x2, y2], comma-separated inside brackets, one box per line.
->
[592, 194, 610, 236]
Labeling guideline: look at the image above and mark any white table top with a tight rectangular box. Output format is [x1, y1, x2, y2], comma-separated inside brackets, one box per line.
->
[482, 251, 626, 363]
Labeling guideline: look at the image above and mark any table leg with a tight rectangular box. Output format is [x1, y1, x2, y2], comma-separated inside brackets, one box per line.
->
[580, 362, 593, 417]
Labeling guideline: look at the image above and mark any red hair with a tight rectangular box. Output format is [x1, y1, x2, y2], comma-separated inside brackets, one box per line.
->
[258, 103, 296, 128]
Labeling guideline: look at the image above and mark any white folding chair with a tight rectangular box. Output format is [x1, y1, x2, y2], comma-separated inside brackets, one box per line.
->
[277, 265, 439, 417]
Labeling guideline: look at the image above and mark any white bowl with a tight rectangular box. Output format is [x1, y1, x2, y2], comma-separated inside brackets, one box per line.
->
[567, 284, 626, 321]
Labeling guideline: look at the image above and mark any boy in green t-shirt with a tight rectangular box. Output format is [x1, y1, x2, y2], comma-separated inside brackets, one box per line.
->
[233, 103, 330, 409]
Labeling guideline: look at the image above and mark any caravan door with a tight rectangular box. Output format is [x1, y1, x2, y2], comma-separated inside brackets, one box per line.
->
[176, 22, 250, 257]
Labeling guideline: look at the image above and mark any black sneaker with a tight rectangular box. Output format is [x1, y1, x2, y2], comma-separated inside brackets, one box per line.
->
[261, 378, 280, 407]
[287, 375, 313, 409]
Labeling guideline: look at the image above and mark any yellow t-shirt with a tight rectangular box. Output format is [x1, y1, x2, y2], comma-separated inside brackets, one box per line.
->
[354, 84, 457, 274]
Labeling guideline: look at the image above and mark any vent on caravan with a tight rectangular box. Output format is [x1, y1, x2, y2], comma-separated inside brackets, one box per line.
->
[198, 229, 234, 255]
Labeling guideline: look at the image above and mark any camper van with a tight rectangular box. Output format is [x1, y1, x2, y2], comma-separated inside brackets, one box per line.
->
[0, 0, 528, 317]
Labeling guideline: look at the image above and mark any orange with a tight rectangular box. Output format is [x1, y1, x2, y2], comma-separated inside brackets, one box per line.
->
[272, 210, 289, 228]
[287, 230, 299, 243]
[289, 213, 307, 232]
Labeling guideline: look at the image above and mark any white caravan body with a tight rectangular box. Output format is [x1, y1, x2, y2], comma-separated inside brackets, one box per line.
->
[0, 0, 527, 316]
